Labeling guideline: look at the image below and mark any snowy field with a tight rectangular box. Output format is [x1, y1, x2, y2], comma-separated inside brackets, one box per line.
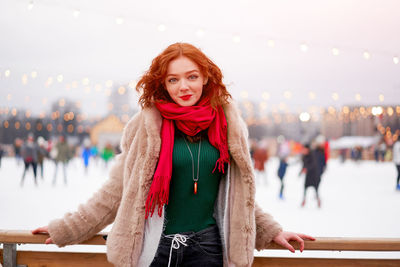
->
[1, 156, 399, 259]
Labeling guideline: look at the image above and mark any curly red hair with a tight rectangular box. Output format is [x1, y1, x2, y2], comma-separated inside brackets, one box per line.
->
[136, 43, 231, 108]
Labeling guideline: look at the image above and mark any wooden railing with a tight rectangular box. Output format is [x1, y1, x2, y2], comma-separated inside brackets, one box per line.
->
[1, 230, 400, 267]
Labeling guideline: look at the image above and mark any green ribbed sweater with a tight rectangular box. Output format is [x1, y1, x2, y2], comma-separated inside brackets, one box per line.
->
[164, 134, 222, 234]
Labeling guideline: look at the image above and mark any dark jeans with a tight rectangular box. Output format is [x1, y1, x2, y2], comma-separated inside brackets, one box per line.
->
[150, 225, 223, 267]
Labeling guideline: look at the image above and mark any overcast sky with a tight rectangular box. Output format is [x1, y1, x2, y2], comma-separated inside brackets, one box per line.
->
[1, 0, 399, 116]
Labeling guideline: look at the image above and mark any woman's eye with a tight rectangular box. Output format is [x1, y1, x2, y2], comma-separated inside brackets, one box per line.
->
[168, 78, 178, 83]
[188, 75, 198, 80]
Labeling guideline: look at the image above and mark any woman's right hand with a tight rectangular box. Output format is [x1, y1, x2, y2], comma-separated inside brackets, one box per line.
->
[31, 226, 53, 244]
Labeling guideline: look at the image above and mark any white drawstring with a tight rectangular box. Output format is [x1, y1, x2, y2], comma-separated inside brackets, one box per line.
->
[165, 234, 189, 267]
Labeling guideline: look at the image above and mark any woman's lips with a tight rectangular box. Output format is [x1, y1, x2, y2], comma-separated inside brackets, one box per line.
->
[180, 95, 192, 101]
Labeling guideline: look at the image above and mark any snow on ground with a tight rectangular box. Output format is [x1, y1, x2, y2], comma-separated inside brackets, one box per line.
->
[0, 156, 399, 259]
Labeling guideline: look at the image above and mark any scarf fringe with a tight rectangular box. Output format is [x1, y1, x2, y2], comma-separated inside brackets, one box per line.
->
[145, 175, 170, 218]
[212, 114, 229, 174]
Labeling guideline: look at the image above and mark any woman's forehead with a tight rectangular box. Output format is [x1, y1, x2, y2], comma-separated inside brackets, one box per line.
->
[166, 56, 201, 74]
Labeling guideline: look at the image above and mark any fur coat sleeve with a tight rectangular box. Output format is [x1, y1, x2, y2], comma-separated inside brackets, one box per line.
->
[254, 203, 282, 250]
[47, 113, 142, 247]
[224, 102, 282, 260]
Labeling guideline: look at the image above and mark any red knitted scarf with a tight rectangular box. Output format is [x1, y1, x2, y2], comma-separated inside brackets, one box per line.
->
[145, 98, 229, 218]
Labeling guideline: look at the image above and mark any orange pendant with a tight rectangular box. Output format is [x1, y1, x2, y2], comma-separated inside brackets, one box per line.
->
[194, 182, 198, 194]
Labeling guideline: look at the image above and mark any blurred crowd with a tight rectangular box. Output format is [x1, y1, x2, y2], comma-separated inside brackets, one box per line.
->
[0, 131, 399, 197]
[0, 133, 119, 186]
[338, 139, 395, 163]
[250, 135, 329, 208]
[249, 134, 400, 207]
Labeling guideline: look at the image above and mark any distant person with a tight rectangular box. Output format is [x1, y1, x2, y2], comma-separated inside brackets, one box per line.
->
[314, 136, 327, 182]
[249, 138, 257, 159]
[314, 144, 326, 188]
[277, 139, 290, 199]
[300, 144, 321, 208]
[14, 138, 23, 165]
[37, 136, 49, 179]
[90, 144, 99, 164]
[114, 144, 121, 155]
[379, 141, 387, 162]
[253, 142, 269, 184]
[277, 157, 288, 199]
[81, 139, 92, 174]
[0, 144, 4, 168]
[20, 134, 39, 186]
[373, 144, 380, 162]
[339, 148, 347, 163]
[52, 136, 71, 186]
[393, 139, 400, 191]
[101, 143, 114, 168]
[356, 146, 363, 161]
[351, 146, 362, 162]
[324, 140, 330, 164]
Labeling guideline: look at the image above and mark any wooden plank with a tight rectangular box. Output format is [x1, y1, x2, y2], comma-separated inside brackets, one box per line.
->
[2, 250, 399, 267]
[267, 237, 400, 251]
[0, 230, 106, 245]
[1, 231, 400, 251]
[1, 250, 113, 267]
[252, 257, 400, 267]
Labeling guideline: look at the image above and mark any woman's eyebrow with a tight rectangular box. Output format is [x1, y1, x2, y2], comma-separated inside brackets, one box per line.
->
[166, 69, 199, 77]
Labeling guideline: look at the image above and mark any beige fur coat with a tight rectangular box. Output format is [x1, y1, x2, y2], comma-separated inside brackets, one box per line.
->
[48, 102, 282, 266]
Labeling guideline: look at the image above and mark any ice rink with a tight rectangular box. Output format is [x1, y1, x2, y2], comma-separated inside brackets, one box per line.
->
[1, 156, 399, 258]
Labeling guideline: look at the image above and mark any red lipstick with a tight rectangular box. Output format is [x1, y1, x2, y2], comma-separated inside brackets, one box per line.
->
[180, 95, 192, 101]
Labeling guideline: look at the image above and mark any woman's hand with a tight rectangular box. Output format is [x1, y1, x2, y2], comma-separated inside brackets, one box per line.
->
[31, 226, 54, 244]
[273, 231, 315, 253]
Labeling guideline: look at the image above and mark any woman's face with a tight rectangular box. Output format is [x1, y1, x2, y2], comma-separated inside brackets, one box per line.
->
[164, 56, 207, 107]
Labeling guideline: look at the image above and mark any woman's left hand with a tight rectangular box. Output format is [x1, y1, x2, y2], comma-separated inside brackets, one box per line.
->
[273, 231, 315, 253]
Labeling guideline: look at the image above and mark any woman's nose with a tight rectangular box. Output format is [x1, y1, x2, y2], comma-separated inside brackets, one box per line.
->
[179, 79, 189, 90]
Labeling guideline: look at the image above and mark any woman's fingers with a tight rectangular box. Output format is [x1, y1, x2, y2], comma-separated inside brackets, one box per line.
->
[32, 226, 53, 244]
[31, 226, 49, 234]
[299, 233, 316, 241]
[282, 239, 295, 253]
[274, 231, 315, 253]
[291, 234, 305, 252]
[275, 235, 295, 253]
[291, 233, 316, 252]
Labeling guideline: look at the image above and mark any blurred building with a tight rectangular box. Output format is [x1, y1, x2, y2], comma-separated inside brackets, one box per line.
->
[238, 102, 400, 143]
[321, 105, 400, 140]
[1, 101, 399, 146]
[90, 115, 124, 149]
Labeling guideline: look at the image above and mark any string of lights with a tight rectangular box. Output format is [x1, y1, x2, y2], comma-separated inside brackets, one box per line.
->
[17, 0, 400, 64]
[1, 1, 399, 141]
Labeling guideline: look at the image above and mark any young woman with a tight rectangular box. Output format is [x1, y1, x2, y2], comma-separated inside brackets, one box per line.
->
[33, 43, 314, 266]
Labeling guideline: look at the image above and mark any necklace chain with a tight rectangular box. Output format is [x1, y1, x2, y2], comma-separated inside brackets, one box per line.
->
[182, 135, 201, 182]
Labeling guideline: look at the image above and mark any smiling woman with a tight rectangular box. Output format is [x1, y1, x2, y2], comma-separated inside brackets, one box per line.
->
[165, 56, 208, 107]
[32, 42, 314, 267]
[136, 43, 231, 109]
[163, 56, 207, 107]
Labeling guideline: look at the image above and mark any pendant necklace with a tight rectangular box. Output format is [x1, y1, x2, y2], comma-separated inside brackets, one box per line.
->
[182, 135, 201, 194]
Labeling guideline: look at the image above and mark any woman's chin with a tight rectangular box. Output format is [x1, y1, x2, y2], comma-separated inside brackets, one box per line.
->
[176, 100, 196, 107]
